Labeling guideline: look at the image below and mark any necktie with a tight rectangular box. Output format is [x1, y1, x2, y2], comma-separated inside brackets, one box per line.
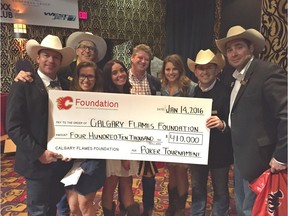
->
[50, 80, 61, 89]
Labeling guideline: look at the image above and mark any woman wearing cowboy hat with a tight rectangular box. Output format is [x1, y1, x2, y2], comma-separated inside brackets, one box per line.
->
[187, 49, 233, 216]
[216, 25, 287, 216]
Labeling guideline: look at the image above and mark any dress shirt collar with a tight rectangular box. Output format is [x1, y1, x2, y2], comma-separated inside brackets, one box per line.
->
[37, 70, 59, 89]
[198, 79, 217, 92]
[129, 69, 147, 81]
[232, 56, 254, 81]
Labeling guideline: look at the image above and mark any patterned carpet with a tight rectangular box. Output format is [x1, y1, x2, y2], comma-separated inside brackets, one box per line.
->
[1, 153, 236, 215]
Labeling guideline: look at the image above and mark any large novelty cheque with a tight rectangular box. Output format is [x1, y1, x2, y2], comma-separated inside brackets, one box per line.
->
[47, 90, 212, 165]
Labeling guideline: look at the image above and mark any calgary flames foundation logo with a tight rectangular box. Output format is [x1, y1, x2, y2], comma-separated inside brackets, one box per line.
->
[57, 96, 73, 110]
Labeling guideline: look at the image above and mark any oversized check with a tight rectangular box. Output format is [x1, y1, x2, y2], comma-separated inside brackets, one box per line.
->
[47, 90, 212, 165]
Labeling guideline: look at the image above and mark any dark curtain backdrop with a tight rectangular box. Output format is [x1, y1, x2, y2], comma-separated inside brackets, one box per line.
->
[165, 0, 216, 81]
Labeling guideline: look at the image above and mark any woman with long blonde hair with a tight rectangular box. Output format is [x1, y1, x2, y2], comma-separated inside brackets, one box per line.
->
[161, 54, 196, 216]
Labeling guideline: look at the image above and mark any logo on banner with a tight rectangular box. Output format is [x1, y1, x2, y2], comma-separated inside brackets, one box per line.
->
[1, 3, 13, 18]
[44, 12, 76, 21]
[57, 96, 73, 110]
[55, 94, 120, 111]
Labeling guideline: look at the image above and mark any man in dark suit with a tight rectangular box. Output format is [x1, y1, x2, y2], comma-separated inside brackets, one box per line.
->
[216, 26, 287, 216]
[6, 35, 75, 215]
[12, 32, 108, 216]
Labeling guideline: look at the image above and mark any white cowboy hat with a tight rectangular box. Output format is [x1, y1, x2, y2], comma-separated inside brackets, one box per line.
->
[26, 34, 75, 67]
[187, 49, 225, 72]
[66, 31, 107, 62]
[215, 25, 265, 55]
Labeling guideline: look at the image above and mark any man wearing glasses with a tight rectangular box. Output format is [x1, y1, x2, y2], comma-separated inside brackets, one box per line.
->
[13, 31, 107, 216]
[60, 31, 107, 85]
[14, 31, 107, 88]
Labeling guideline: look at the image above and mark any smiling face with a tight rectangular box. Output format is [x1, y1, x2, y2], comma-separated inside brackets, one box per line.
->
[164, 61, 180, 84]
[111, 62, 127, 92]
[131, 50, 150, 75]
[37, 49, 62, 80]
[76, 40, 98, 63]
[225, 39, 254, 71]
[194, 63, 218, 89]
[78, 66, 96, 91]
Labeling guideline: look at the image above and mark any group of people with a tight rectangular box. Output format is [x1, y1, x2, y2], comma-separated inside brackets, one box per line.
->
[6, 24, 287, 216]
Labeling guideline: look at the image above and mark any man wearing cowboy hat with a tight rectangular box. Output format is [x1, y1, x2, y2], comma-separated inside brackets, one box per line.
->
[12, 31, 107, 216]
[59, 31, 107, 82]
[14, 31, 107, 85]
[187, 49, 233, 216]
[6, 35, 75, 215]
[216, 25, 287, 216]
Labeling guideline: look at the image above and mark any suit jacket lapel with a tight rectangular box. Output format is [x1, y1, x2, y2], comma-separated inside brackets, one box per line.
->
[34, 73, 48, 96]
[232, 59, 257, 110]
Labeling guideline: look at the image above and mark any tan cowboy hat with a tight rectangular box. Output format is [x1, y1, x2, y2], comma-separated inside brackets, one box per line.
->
[187, 49, 225, 72]
[66, 31, 107, 62]
[26, 34, 75, 67]
[215, 25, 265, 55]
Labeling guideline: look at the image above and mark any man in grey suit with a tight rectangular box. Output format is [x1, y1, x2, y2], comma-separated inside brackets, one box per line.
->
[216, 25, 287, 216]
[6, 35, 75, 215]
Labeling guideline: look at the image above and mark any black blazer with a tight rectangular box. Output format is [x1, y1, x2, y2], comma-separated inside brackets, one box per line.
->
[229, 58, 287, 181]
[147, 73, 161, 95]
[6, 72, 71, 179]
[58, 61, 77, 90]
[194, 80, 233, 168]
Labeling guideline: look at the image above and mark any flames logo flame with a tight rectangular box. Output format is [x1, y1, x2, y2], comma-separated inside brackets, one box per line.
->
[57, 96, 73, 110]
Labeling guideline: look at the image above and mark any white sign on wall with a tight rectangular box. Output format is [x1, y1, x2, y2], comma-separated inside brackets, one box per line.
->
[1, 0, 79, 29]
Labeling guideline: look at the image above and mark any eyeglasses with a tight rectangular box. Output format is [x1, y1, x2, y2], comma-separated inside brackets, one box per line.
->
[79, 74, 96, 81]
[77, 44, 97, 52]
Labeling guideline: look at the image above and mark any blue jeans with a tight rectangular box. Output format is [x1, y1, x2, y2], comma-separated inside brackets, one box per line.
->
[234, 161, 256, 216]
[25, 161, 71, 216]
[26, 178, 55, 216]
[56, 194, 70, 216]
[190, 165, 230, 216]
[26, 176, 65, 216]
